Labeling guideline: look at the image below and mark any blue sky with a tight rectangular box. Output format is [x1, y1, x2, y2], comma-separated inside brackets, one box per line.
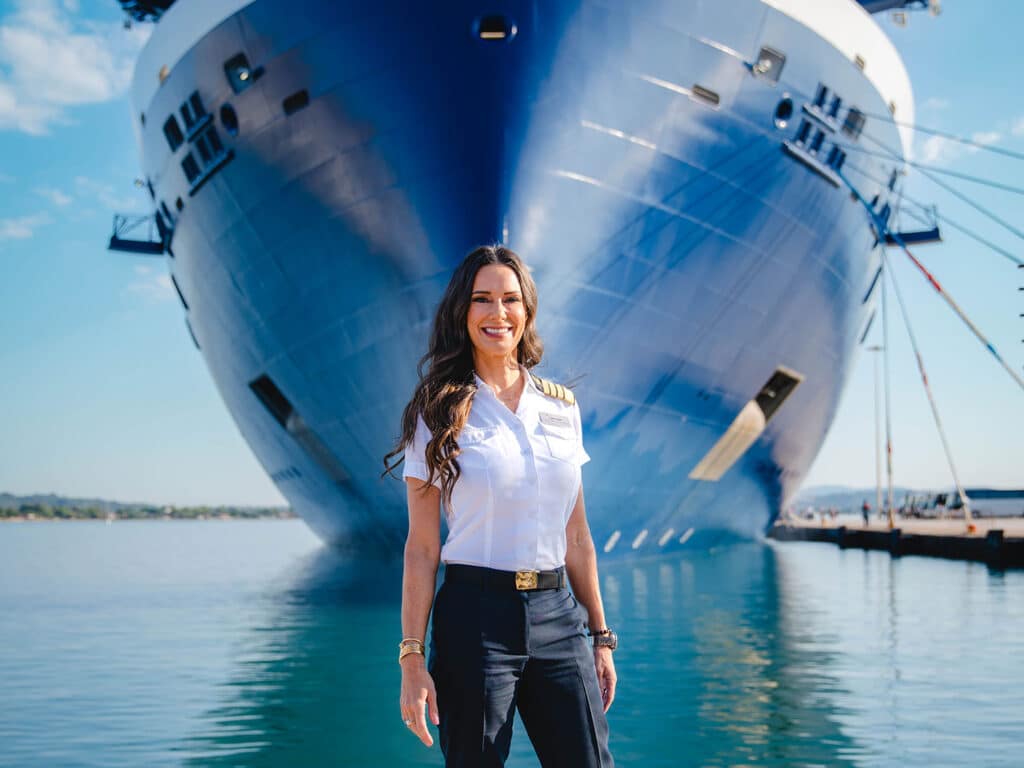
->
[0, 0, 1020, 507]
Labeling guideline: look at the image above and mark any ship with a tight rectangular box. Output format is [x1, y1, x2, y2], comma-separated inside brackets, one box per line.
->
[112, 0, 932, 554]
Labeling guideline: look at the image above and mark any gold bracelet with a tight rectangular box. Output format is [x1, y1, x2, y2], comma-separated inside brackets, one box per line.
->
[399, 644, 425, 664]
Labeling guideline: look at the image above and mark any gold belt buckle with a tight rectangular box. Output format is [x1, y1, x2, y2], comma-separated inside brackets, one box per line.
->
[515, 570, 539, 590]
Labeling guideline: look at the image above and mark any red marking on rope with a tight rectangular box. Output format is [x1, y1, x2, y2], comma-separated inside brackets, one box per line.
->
[903, 245, 943, 292]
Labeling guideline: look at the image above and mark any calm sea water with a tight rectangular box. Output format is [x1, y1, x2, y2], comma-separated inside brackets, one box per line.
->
[1, 520, 1021, 767]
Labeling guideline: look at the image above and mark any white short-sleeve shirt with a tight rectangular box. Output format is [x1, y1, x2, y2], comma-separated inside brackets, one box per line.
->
[402, 365, 590, 571]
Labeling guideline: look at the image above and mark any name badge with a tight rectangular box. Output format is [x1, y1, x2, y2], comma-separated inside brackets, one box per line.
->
[539, 412, 572, 429]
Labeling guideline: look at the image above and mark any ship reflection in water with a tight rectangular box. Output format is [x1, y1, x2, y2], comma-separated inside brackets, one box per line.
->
[178, 538, 1023, 767]
[2, 522, 1021, 766]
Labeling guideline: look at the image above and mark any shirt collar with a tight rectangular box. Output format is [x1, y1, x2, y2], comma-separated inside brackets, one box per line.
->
[473, 364, 537, 401]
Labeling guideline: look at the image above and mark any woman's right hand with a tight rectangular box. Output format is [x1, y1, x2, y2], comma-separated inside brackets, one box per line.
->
[399, 657, 439, 747]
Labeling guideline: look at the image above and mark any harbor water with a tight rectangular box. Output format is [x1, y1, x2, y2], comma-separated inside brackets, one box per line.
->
[1, 520, 1021, 767]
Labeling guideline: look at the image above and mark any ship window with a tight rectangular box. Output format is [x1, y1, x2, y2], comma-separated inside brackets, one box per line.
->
[828, 95, 842, 118]
[813, 84, 828, 108]
[194, 125, 224, 166]
[220, 104, 239, 136]
[192, 125, 224, 165]
[842, 108, 866, 139]
[163, 115, 184, 151]
[283, 89, 310, 115]
[795, 119, 811, 145]
[250, 375, 293, 429]
[170, 273, 188, 310]
[223, 52, 254, 94]
[809, 129, 825, 154]
[181, 152, 201, 184]
[195, 136, 211, 164]
[175, 196, 184, 212]
[180, 91, 207, 130]
[754, 367, 802, 422]
[826, 146, 839, 167]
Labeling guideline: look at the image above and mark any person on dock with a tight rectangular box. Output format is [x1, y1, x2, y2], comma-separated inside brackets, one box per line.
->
[385, 245, 616, 767]
[862, 499, 871, 526]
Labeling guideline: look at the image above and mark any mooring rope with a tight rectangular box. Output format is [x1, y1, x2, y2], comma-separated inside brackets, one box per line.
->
[839, 169, 1024, 394]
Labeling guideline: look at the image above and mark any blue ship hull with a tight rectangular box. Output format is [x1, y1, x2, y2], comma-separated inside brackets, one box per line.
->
[129, 0, 904, 553]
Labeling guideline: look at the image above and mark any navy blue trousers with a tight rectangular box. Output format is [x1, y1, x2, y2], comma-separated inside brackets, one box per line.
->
[429, 572, 614, 768]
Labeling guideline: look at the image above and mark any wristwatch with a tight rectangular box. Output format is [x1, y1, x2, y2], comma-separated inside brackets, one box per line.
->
[589, 627, 618, 651]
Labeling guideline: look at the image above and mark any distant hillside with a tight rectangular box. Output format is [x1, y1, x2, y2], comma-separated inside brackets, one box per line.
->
[0, 493, 144, 513]
[0, 492, 293, 520]
[792, 486, 938, 512]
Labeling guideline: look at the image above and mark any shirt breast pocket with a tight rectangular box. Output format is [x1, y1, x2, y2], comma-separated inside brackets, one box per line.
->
[456, 425, 500, 468]
[539, 422, 577, 463]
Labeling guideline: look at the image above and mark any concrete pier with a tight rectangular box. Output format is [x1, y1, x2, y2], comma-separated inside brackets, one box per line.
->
[769, 518, 1024, 568]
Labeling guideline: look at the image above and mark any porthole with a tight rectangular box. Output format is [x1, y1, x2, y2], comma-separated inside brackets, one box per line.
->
[773, 96, 793, 129]
[175, 196, 184, 212]
[220, 104, 239, 136]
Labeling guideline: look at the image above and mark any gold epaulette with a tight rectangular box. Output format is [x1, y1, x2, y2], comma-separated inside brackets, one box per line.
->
[530, 374, 575, 406]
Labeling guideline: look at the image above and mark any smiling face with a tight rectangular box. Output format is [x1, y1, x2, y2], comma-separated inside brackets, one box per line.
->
[466, 264, 528, 364]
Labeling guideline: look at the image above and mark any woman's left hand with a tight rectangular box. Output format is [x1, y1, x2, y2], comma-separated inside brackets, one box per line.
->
[594, 647, 617, 712]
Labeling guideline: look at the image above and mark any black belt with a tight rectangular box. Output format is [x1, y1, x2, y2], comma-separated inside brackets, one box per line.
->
[444, 563, 567, 591]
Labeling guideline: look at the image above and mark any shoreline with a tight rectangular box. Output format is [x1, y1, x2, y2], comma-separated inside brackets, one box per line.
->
[1, 514, 297, 522]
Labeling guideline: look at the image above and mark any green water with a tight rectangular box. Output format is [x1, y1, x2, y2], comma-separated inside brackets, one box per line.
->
[1, 520, 1021, 766]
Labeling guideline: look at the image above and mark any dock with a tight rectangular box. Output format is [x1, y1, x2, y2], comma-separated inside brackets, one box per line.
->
[769, 517, 1024, 568]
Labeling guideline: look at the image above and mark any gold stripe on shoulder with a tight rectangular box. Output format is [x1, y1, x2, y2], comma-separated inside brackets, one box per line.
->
[530, 374, 575, 405]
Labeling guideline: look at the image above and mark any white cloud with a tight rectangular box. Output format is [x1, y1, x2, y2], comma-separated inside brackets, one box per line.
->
[0, 212, 49, 241]
[0, 0, 151, 135]
[0, 172, 14, 183]
[922, 97, 950, 111]
[126, 268, 174, 303]
[919, 134, 958, 165]
[970, 130, 1001, 147]
[918, 128, 1004, 165]
[1014, 117, 1024, 137]
[74, 175, 149, 213]
[35, 186, 72, 206]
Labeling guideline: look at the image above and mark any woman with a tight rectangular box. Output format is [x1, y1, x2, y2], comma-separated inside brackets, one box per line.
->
[383, 244, 616, 767]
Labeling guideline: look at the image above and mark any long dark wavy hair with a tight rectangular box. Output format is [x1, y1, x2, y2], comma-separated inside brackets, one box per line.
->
[383, 244, 543, 506]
